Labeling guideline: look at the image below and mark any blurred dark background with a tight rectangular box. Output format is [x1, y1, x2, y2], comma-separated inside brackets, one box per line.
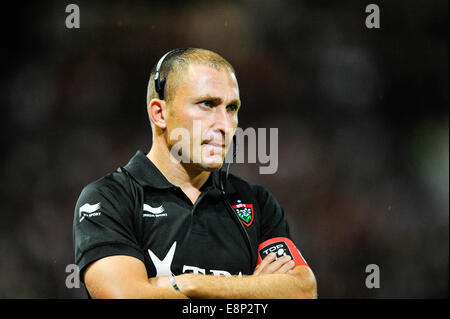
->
[0, 0, 448, 298]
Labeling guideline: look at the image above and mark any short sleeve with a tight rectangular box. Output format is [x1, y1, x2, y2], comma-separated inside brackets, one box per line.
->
[73, 180, 145, 282]
[252, 185, 292, 242]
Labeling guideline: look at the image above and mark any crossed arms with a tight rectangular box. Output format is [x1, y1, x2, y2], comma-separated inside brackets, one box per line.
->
[84, 253, 317, 299]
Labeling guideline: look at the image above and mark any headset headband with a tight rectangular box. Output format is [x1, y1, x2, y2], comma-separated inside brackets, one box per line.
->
[154, 49, 180, 100]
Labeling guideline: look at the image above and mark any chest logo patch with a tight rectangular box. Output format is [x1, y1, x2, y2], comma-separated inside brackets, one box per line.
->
[143, 203, 167, 218]
[232, 200, 254, 227]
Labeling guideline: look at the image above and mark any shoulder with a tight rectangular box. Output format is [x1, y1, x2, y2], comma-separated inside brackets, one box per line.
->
[76, 168, 135, 208]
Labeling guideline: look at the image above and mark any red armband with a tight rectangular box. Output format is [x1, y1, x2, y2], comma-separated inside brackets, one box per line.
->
[257, 237, 309, 267]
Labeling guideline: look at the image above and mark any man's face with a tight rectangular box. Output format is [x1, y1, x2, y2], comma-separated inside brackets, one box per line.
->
[165, 63, 240, 171]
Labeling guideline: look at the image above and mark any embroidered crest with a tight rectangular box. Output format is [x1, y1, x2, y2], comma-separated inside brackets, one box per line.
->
[232, 200, 254, 227]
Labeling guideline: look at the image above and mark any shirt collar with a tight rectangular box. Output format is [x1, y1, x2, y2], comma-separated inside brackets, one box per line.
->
[123, 150, 173, 189]
[122, 150, 236, 194]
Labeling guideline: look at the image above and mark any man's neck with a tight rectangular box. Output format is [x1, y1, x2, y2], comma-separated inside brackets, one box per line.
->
[146, 142, 211, 192]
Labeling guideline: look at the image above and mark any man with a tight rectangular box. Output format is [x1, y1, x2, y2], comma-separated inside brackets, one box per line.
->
[73, 48, 317, 298]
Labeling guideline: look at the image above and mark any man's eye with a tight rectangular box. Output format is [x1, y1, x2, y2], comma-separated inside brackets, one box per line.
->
[199, 101, 213, 108]
[227, 104, 238, 112]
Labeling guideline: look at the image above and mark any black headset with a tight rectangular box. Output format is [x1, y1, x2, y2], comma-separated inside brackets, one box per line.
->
[153, 49, 257, 270]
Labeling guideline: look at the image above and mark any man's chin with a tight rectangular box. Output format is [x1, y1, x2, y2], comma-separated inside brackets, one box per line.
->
[197, 162, 224, 172]
[193, 157, 225, 171]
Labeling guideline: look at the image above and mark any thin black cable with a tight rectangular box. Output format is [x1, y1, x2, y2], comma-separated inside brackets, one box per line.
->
[219, 135, 257, 270]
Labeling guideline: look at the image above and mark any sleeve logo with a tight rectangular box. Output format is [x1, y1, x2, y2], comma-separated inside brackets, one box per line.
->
[79, 202, 101, 222]
[258, 241, 293, 260]
[257, 237, 309, 267]
[231, 200, 254, 227]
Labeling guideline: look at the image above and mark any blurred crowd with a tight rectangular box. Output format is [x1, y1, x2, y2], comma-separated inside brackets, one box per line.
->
[0, 0, 448, 298]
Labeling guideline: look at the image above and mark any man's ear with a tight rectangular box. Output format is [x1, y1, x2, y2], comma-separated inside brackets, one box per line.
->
[148, 98, 167, 129]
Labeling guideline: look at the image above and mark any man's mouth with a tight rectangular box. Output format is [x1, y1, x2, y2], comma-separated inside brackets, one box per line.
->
[203, 142, 225, 147]
[202, 141, 225, 155]
[202, 137, 225, 147]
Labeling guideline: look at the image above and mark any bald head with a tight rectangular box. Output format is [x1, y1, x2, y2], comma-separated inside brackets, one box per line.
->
[146, 48, 236, 106]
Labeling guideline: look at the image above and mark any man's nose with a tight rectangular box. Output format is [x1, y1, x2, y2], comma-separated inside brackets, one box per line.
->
[213, 106, 234, 133]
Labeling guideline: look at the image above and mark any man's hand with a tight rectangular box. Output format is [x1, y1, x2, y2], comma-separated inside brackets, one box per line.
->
[252, 252, 296, 275]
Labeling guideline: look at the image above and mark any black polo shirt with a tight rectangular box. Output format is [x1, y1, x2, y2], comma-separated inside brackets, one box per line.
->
[73, 150, 294, 282]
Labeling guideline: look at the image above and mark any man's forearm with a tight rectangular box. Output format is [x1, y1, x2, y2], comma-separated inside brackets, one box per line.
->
[89, 278, 189, 299]
[175, 266, 317, 299]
